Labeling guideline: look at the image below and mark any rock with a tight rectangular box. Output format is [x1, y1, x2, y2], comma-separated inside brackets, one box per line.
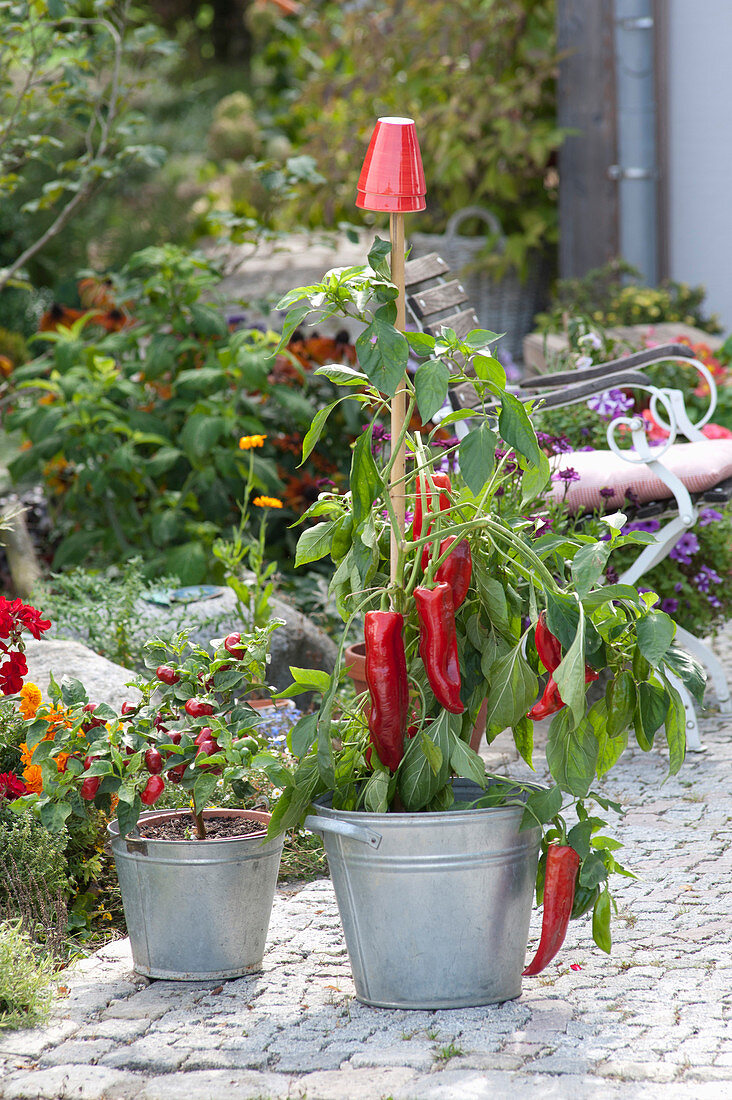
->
[47, 586, 338, 702]
[0, 500, 42, 597]
[23, 639, 142, 712]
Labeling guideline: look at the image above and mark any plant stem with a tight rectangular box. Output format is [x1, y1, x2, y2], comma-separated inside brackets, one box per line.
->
[192, 807, 207, 840]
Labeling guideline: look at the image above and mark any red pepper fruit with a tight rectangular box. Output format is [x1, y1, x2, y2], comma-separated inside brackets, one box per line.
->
[120, 701, 137, 717]
[224, 632, 245, 658]
[535, 611, 562, 673]
[364, 610, 409, 772]
[414, 583, 464, 714]
[168, 762, 186, 783]
[156, 665, 179, 685]
[140, 775, 165, 805]
[184, 698, 214, 718]
[414, 473, 452, 570]
[434, 537, 472, 608]
[527, 676, 565, 721]
[80, 776, 100, 800]
[144, 748, 164, 775]
[523, 844, 581, 975]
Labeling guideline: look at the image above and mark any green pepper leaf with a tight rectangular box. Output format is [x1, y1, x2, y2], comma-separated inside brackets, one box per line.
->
[571, 540, 613, 599]
[520, 784, 562, 831]
[448, 730, 487, 787]
[295, 520, 338, 567]
[662, 679, 686, 775]
[414, 358, 450, 422]
[498, 391, 542, 468]
[546, 707, 598, 797]
[459, 423, 497, 495]
[398, 711, 450, 811]
[636, 611, 676, 666]
[482, 642, 538, 738]
[350, 425, 382, 530]
[355, 317, 409, 397]
[552, 603, 586, 726]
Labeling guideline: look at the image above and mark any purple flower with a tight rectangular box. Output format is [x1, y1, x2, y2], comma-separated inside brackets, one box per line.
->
[579, 445, 595, 452]
[669, 532, 700, 565]
[625, 487, 640, 505]
[599, 486, 616, 500]
[587, 388, 635, 421]
[692, 565, 722, 593]
[625, 518, 661, 534]
[660, 597, 679, 615]
[674, 582, 683, 593]
[553, 467, 581, 484]
[708, 594, 722, 609]
[551, 436, 574, 455]
[699, 508, 723, 526]
[605, 566, 619, 584]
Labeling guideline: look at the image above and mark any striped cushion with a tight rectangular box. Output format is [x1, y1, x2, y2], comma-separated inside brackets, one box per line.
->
[548, 440, 732, 512]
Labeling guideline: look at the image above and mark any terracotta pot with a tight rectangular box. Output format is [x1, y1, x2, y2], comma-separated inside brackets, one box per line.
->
[344, 642, 367, 697]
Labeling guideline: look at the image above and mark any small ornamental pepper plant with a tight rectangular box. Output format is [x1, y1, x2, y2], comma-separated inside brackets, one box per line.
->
[15, 622, 286, 840]
[252, 240, 706, 966]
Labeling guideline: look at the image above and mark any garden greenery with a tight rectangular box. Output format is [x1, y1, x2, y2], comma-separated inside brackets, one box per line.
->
[6, 246, 364, 580]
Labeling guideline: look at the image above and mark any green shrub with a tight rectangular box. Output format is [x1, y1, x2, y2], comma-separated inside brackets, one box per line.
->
[6, 245, 362, 579]
[0, 920, 55, 1030]
[0, 810, 69, 954]
[535, 259, 723, 335]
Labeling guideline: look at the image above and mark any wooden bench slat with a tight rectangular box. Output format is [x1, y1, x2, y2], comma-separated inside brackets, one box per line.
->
[404, 252, 450, 287]
[518, 344, 697, 391]
[424, 308, 481, 341]
[408, 279, 469, 321]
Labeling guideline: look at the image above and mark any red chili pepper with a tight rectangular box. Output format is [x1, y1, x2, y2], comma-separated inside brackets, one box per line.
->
[140, 775, 165, 805]
[523, 844, 581, 975]
[534, 613, 600, 689]
[535, 611, 562, 673]
[156, 665, 179, 686]
[224, 632, 245, 658]
[364, 611, 409, 771]
[414, 473, 452, 570]
[434, 537, 472, 608]
[527, 676, 565, 721]
[144, 748, 164, 775]
[414, 583, 464, 714]
[184, 698, 214, 718]
[80, 776, 100, 801]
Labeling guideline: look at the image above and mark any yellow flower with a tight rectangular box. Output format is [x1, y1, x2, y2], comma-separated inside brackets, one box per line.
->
[252, 495, 283, 509]
[239, 434, 267, 450]
[19, 682, 42, 720]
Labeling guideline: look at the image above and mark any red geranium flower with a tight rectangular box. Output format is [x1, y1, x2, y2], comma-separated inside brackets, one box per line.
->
[0, 650, 28, 695]
[0, 772, 27, 798]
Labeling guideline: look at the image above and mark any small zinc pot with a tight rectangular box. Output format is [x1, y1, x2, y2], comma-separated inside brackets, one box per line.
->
[108, 808, 284, 981]
[305, 779, 541, 1009]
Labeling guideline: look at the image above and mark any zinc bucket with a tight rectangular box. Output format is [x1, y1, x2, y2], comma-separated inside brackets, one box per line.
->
[108, 809, 284, 981]
[304, 779, 541, 1009]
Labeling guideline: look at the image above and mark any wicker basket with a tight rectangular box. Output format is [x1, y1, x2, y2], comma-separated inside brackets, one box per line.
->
[409, 206, 549, 363]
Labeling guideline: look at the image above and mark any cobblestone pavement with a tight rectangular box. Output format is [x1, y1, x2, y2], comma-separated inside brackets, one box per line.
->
[2, 628, 732, 1100]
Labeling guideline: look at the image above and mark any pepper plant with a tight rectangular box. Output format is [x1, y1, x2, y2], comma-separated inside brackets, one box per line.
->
[14, 622, 283, 840]
[254, 239, 705, 958]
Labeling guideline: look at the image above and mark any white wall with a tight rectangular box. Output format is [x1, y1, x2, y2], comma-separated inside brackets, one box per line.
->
[666, 0, 732, 330]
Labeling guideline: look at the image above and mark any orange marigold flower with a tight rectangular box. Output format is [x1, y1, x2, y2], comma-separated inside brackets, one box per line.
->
[22, 763, 42, 795]
[19, 682, 43, 720]
[252, 495, 283, 509]
[239, 434, 267, 450]
[56, 752, 70, 773]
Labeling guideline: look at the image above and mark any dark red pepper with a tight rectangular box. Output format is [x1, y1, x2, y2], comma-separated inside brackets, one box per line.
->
[527, 676, 565, 721]
[80, 776, 100, 800]
[156, 665, 179, 685]
[414, 583, 464, 714]
[184, 698, 214, 718]
[364, 611, 409, 772]
[414, 473, 452, 570]
[434, 537, 472, 608]
[523, 844, 581, 975]
[535, 611, 562, 673]
[224, 632, 245, 658]
[144, 748, 164, 775]
[140, 775, 165, 805]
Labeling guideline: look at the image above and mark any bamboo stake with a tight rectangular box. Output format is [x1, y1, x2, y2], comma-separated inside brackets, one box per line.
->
[389, 211, 407, 585]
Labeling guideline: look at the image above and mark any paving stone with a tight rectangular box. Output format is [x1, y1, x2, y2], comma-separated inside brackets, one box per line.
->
[136, 1069, 295, 1100]
[98, 1035, 189, 1073]
[348, 1042, 435, 1071]
[39, 1039, 115, 1067]
[0, 1021, 80, 1059]
[295, 1066, 419, 1100]
[1, 1065, 141, 1100]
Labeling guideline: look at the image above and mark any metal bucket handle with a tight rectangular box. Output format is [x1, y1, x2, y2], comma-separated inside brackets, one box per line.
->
[304, 814, 382, 849]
